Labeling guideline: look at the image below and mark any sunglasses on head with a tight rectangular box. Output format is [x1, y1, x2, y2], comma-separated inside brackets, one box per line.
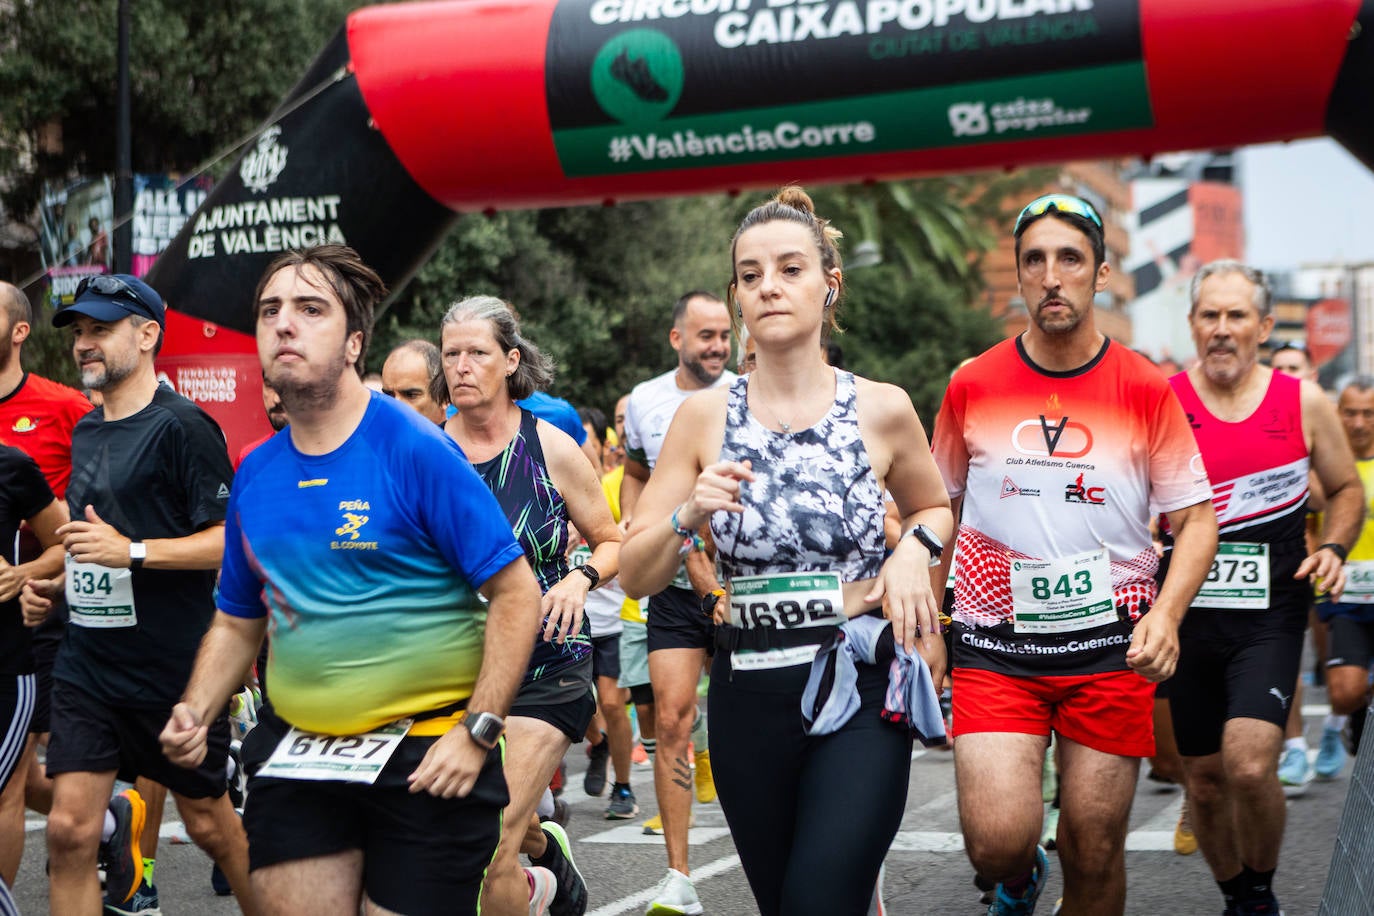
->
[75, 275, 156, 316]
[1014, 195, 1103, 235]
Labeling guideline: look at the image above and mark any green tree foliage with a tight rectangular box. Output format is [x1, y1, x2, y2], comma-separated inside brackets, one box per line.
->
[838, 260, 1002, 424]
[374, 195, 739, 418]
[0, 0, 363, 215]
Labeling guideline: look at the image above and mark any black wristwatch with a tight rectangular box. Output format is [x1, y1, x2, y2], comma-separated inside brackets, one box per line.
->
[463, 711, 505, 750]
[906, 525, 944, 567]
[577, 563, 601, 589]
[1320, 543, 1348, 562]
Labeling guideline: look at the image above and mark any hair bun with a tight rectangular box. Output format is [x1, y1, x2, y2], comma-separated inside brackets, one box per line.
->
[774, 185, 815, 215]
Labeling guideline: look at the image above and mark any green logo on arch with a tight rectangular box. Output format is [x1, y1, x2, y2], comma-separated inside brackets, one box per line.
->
[590, 30, 683, 124]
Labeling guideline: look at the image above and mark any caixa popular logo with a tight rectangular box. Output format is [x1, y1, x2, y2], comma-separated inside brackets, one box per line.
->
[240, 126, 288, 194]
[948, 103, 989, 138]
[1064, 473, 1106, 506]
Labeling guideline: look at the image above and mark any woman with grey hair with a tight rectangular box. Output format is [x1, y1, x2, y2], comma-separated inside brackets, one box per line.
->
[441, 295, 621, 915]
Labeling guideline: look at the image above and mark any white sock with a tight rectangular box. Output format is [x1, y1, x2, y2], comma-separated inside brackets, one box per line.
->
[1285, 736, 1307, 752]
[1327, 714, 1349, 731]
[101, 810, 116, 843]
[536, 788, 554, 820]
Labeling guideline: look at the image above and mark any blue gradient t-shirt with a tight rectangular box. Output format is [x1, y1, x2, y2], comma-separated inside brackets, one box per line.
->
[218, 393, 524, 734]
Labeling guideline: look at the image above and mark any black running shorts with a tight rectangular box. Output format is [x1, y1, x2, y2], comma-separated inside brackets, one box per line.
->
[0, 675, 34, 794]
[1169, 606, 1306, 757]
[46, 679, 229, 798]
[511, 667, 596, 752]
[242, 710, 508, 916]
[591, 634, 622, 681]
[1327, 615, 1374, 671]
[647, 585, 715, 653]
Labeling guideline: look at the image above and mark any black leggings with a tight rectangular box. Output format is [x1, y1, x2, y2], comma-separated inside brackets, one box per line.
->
[708, 651, 912, 916]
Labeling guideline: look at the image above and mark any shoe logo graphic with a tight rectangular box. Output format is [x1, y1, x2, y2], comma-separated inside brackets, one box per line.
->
[1269, 687, 1291, 708]
[610, 49, 668, 103]
[591, 29, 683, 124]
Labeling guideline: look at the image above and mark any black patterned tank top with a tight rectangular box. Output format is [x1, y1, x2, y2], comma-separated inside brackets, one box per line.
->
[711, 369, 886, 583]
[472, 408, 590, 683]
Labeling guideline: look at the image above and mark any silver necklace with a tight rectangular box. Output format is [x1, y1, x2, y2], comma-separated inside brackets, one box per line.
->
[752, 389, 800, 433]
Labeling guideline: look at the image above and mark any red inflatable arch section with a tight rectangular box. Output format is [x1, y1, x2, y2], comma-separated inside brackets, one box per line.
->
[147, 0, 1374, 454]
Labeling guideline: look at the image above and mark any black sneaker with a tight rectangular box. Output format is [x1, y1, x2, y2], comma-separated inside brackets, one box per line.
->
[584, 734, 609, 797]
[535, 821, 587, 916]
[103, 879, 160, 915]
[211, 862, 232, 896]
[605, 784, 638, 820]
[99, 789, 146, 906]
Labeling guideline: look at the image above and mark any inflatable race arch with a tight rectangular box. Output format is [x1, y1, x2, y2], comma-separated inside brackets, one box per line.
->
[145, 0, 1374, 449]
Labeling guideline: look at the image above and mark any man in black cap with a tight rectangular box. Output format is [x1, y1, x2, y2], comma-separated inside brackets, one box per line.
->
[20, 275, 258, 915]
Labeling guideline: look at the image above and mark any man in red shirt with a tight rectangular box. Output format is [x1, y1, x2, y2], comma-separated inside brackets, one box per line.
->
[0, 283, 93, 495]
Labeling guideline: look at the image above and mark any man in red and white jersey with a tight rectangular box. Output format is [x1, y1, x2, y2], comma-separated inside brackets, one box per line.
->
[1162, 260, 1363, 916]
[932, 195, 1218, 916]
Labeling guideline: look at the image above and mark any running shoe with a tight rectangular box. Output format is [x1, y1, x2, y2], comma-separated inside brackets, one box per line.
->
[100, 789, 146, 906]
[211, 862, 232, 896]
[606, 784, 639, 819]
[632, 742, 650, 766]
[527, 866, 557, 916]
[645, 868, 703, 916]
[1277, 745, 1312, 795]
[642, 811, 693, 835]
[1174, 797, 1198, 856]
[585, 735, 610, 797]
[693, 747, 716, 804]
[537, 821, 587, 916]
[551, 796, 571, 827]
[1040, 805, 1059, 851]
[1315, 726, 1347, 778]
[1236, 894, 1285, 915]
[228, 686, 258, 741]
[975, 873, 996, 906]
[986, 845, 1049, 916]
[103, 879, 160, 916]
[227, 740, 247, 809]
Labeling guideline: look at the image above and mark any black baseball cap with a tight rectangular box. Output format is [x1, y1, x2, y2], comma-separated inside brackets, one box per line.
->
[53, 274, 165, 329]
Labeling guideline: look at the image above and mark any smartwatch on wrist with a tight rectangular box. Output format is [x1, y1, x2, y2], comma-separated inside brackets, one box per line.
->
[1320, 542, 1348, 562]
[129, 541, 147, 570]
[906, 525, 944, 567]
[463, 712, 505, 750]
[577, 564, 601, 589]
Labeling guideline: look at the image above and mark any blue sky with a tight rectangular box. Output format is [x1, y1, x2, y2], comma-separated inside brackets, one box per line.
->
[1242, 138, 1374, 271]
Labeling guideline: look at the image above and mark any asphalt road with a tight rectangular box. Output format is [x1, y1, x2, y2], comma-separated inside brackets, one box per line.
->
[10, 691, 1356, 915]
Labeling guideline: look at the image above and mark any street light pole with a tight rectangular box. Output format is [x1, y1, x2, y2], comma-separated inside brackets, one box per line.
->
[114, 0, 132, 274]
